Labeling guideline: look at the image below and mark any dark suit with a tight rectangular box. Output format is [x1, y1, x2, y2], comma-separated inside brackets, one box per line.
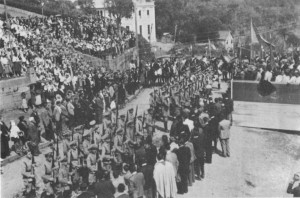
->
[176, 146, 191, 194]
[145, 145, 157, 167]
[92, 180, 115, 198]
[140, 164, 154, 198]
[287, 182, 300, 197]
[191, 128, 205, 178]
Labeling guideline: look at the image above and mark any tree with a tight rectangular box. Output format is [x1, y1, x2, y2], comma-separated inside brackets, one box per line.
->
[105, 0, 134, 26]
[78, 0, 96, 14]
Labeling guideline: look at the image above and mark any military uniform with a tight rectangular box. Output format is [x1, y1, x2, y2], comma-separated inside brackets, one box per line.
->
[144, 109, 155, 137]
[86, 145, 98, 184]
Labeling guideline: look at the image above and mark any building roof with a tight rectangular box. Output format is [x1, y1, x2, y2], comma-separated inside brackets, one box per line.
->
[218, 31, 232, 40]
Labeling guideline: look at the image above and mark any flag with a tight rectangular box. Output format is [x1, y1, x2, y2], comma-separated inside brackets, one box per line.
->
[251, 19, 274, 47]
[250, 19, 259, 44]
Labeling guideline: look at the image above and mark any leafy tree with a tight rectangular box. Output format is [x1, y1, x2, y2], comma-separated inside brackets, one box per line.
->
[105, 0, 134, 26]
[78, 0, 96, 14]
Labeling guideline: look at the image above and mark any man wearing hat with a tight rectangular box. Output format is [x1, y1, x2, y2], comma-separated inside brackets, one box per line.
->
[58, 157, 72, 191]
[86, 144, 99, 185]
[127, 108, 134, 122]
[22, 151, 36, 176]
[22, 172, 36, 198]
[100, 121, 113, 160]
[82, 130, 91, 157]
[124, 120, 136, 163]
[113, 128, 125, 165]
[43, 150, 58, 176]
[67, 140, 81, 172]
[135, 115, 144, 141]
[41, 175, 55, 197]
[111, 108, 117, 125]
[144, 109, 155, 138]
[62, 130, 71, 157]
[118, 115, 126, 129]
[161, 91, 170, 131]
[103, 112, 111, 132]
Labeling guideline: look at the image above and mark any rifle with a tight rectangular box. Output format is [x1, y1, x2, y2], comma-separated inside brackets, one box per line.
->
[71, 128, 74, 141]
[69, 151, 73, 173]
[169, 87, 172, 97]
[123, 110, 129, 142]
[56, 137, 59, 160]
[142, 111, 145, 134]
[77, 136, 81, 166]
[133, 105, 138, 142]
[91, 129, 95, 144]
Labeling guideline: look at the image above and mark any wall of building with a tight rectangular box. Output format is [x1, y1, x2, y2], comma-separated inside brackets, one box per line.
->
[233, 80, 300, 105]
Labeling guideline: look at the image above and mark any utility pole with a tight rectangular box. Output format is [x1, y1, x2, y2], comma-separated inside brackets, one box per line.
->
[4, 0, 8, 20]
[134, 3, 140, 73]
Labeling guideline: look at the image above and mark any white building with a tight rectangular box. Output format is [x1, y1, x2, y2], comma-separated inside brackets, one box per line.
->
[218, 30, 234, 52]
[94, 0, 156, 43]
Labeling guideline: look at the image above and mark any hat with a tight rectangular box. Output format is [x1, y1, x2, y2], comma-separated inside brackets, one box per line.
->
[137, 115, 142, 118]
[59, 157, 68, 163]
[28, 117, 35, 123]
[22, 172, 35, 179]
[89, 120, 96, 126]
[116, 128, 124, 134]
[120, 115, 125, 118]
[44, 150, 53, 157]
[126, 120, 133, 125]
[69, 140, 77, 146]
[83, 130, 91, 137]
[104, 112, 110, 117]
[129, 108, 134, 112]
[88, 144, 98, 151]
[62, 130, 71, 136]
[42, 175, 54, 182]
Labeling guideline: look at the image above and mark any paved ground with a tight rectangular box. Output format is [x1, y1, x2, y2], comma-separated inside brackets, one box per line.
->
[1, 84, 300, 197]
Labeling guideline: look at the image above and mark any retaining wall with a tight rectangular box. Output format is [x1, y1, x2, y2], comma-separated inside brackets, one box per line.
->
[233, 80, 300, 105]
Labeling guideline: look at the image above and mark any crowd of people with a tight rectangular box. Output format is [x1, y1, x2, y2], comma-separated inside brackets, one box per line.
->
[232, 53, 300, 84]
[1, 49, 235, 198]
[0, 14, 136, 79]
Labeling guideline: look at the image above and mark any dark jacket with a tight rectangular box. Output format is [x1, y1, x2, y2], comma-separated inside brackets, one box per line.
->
[191, 128, 205, 158]
[176, 146, 191, 175]
[287, 182, 300, 197]
[140, 164, 154, 190]
[93, 180, 115, 198]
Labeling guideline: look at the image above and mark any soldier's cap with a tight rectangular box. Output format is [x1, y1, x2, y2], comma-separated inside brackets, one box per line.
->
[137, 115, 142, 118]
[183, 108, 191, 114]
[60, 179, 73, 185]
[126, 120, 134, 125]
[128, 108, 134, 112]
[116, 128, 124, 133]
[89, 120, 96, 126]
[82, 130, 91, 137]
[69, 140, 77, 146]
[62, 130, 71, 136]
[104, 112, 110, 116]
[120, 115, 125, 118]
[88, 144, 98, 151]
[42, 175, 54, 182]
[59, 157, 68, 163]
[103, 158, 111, 164]
[44, 150, 53, 157]
[22, 172, 35, 179]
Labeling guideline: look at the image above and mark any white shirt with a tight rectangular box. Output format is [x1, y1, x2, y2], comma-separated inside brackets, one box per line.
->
[275, 75, 283, 83]
[264, 71, 272, 82]
[183, 118, 194, 132]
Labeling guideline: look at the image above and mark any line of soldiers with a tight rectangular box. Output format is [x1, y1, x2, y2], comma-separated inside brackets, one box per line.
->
[18, 63, 232, 198]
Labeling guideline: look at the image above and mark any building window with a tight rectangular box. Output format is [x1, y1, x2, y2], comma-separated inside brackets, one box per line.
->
[148, 25, 150, 34]
[140, 25, 142, 35]
[139, 10, 141, 17]
[147, 10, 149, 16]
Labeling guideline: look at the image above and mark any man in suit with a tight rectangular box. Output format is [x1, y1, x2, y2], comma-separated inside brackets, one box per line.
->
[191, 123, 206, 180]
[218, 114, 231, 157]
[128, 164, 145, 198]
[92, 171, 115, 198]
[139, 157, 154, 198]
[176, 137, 191, 194]
[287, 173, 300, 197]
